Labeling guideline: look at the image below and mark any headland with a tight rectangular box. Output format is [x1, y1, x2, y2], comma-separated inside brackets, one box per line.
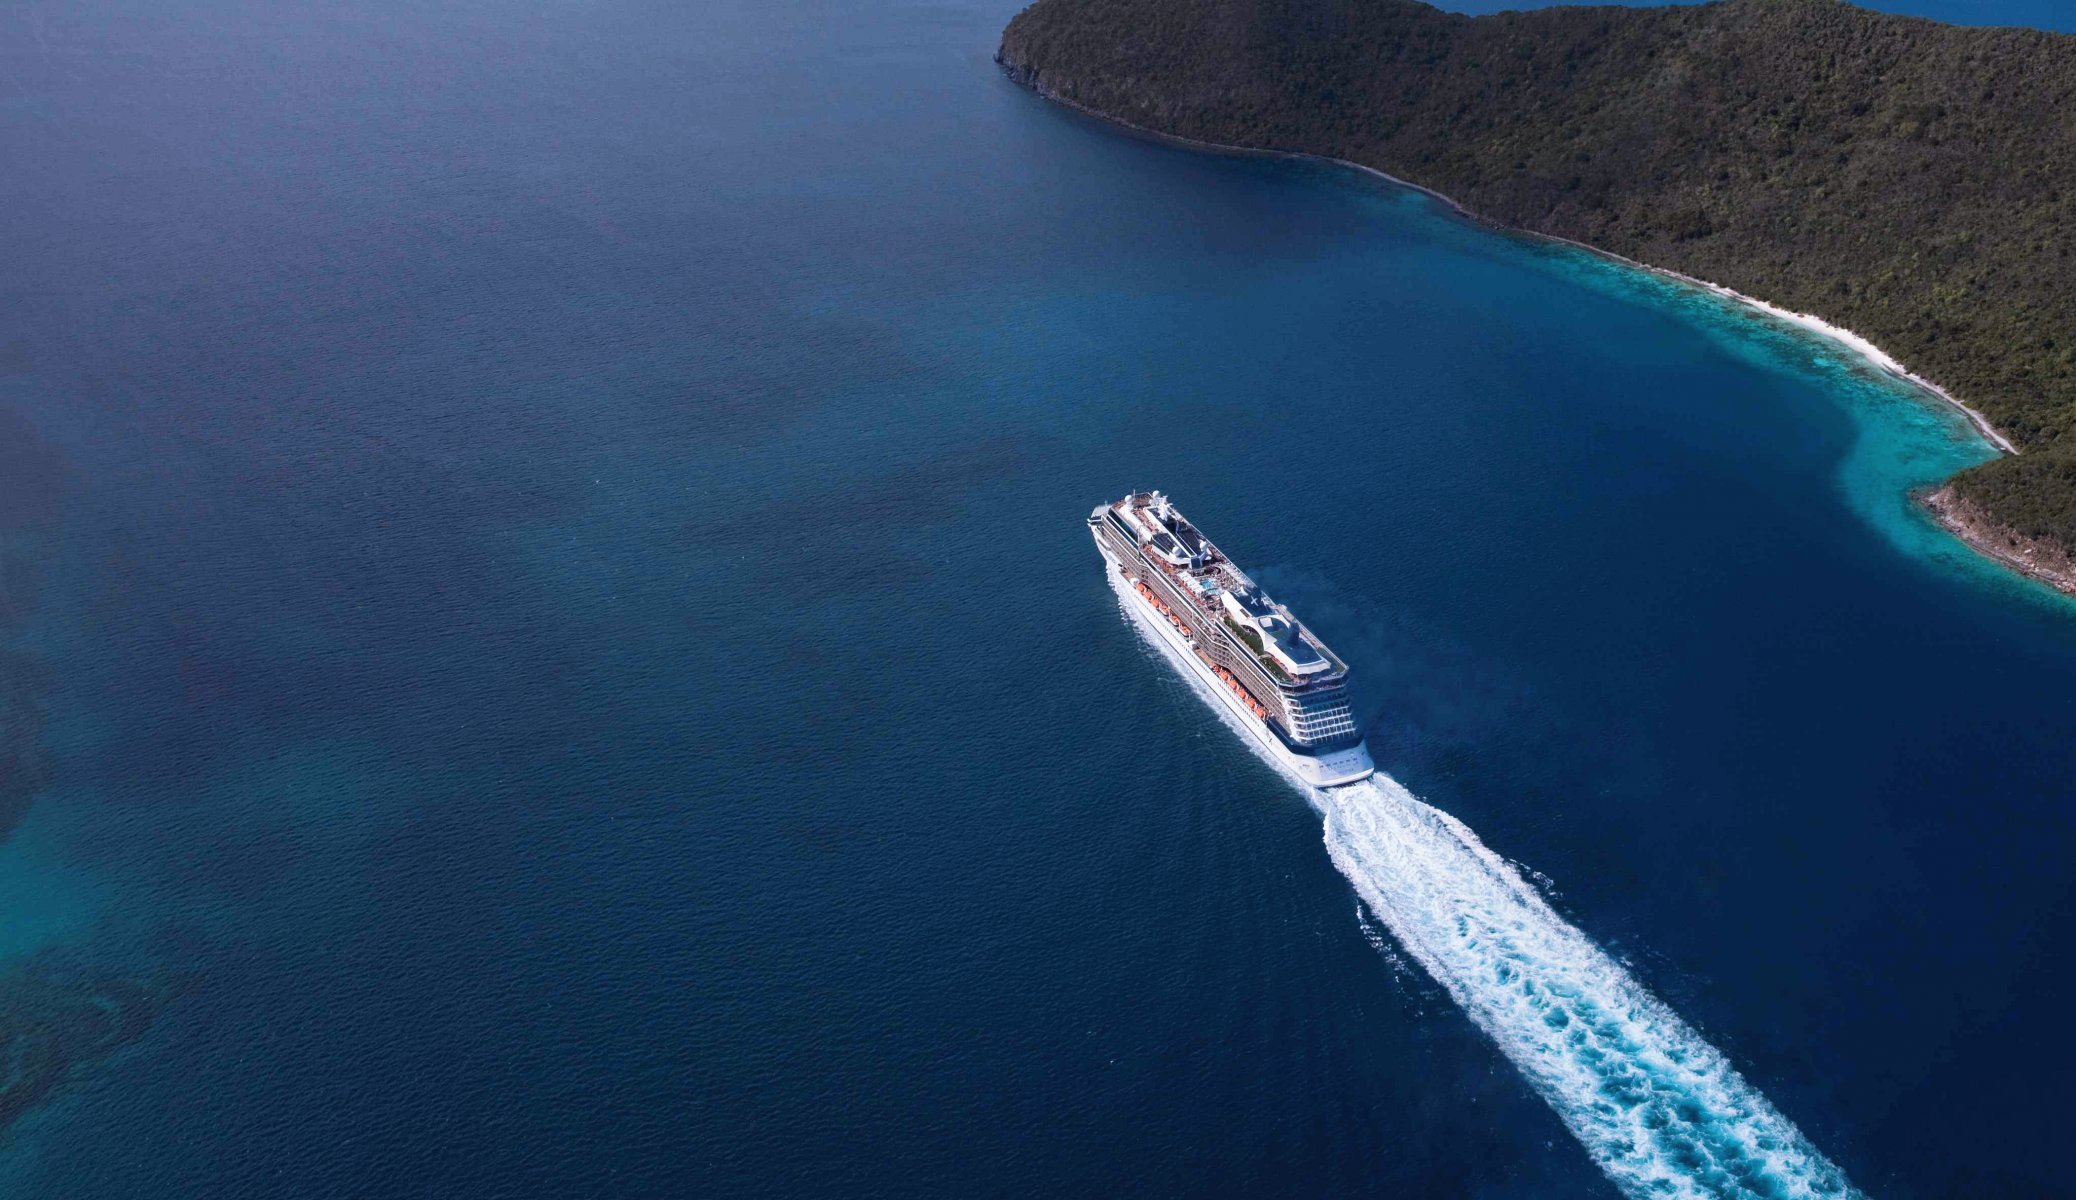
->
[998, 0, 2076, 595]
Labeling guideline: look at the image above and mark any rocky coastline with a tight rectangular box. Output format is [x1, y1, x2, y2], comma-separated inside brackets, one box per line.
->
[1921, 485, 2076, 596]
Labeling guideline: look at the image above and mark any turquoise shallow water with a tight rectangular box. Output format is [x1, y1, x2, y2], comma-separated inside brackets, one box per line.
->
[1535, 241, 2015, 598]
[3, 0, 2076, 1197]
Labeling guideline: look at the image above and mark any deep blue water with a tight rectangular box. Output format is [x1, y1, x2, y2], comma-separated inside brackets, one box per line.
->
[3, 0, 2075, 1196]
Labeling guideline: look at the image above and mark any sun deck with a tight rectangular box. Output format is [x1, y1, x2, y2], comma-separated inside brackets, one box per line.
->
[1106, 492, 1349, 682]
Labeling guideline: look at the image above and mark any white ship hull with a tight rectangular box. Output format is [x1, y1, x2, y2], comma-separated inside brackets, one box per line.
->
[1097, 538, 1376, 789]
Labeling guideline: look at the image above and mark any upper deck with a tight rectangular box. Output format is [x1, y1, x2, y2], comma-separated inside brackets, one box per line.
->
[1097, 491, 1349, 684]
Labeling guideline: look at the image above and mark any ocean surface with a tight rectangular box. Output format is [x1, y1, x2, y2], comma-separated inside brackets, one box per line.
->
[3, 0, 2075, 1196]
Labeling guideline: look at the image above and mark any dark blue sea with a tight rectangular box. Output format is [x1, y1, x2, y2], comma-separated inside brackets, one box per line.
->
[4, 0, 2075, 1196]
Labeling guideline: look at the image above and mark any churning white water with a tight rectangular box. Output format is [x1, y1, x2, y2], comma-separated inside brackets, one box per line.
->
[1113, 583, 1861, 1198]
[1321, 777, 1857, 1199]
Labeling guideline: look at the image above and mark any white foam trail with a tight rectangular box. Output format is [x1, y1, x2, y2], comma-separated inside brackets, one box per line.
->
[1323, 778, 1857, 1199]
[1113, 584, 1862, 1199]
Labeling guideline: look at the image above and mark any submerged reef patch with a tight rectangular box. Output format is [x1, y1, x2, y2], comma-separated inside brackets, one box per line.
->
[0, 956, 167, 1137]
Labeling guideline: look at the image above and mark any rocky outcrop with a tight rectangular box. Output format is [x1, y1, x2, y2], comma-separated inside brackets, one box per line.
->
[1921, 485, 2076, 595]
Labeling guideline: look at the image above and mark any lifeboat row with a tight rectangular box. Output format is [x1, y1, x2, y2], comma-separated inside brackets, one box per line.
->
[1133, 578, 1194, 640]
[1213, 665, 1270, 721]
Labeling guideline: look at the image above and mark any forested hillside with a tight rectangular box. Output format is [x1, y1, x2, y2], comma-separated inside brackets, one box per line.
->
[999, 0, 2076, 557]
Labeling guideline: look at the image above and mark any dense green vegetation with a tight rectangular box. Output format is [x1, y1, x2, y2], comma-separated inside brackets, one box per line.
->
[1000, 0, 2076, 551]
[1224, 614, 1292, 680]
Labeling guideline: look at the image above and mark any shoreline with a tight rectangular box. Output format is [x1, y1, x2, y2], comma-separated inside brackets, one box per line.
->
[1003, 65, 2066, 595]
[1006, 69, 2023, 458]
[1921, 486, 2076, 595]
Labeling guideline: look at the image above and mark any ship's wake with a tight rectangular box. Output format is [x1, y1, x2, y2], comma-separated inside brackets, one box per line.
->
[1322, 777, 1857, 1199]
[1112, 582, 1860, 1199]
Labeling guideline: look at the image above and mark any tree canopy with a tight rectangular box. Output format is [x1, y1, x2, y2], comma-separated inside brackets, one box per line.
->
[1001, 0, 2076, 549]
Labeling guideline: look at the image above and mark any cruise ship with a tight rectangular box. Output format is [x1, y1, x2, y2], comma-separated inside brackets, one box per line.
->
[1091, 490, 1375, 788]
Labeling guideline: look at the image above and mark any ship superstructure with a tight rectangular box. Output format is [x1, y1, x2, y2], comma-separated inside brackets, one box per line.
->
[1090, 490, 1375, 787]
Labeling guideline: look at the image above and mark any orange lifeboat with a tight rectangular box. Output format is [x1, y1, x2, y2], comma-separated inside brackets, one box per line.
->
[1209, 668, 1268, 720]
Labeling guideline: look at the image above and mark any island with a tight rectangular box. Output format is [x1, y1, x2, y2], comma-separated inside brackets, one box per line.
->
[998, 0, 2076, 593]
